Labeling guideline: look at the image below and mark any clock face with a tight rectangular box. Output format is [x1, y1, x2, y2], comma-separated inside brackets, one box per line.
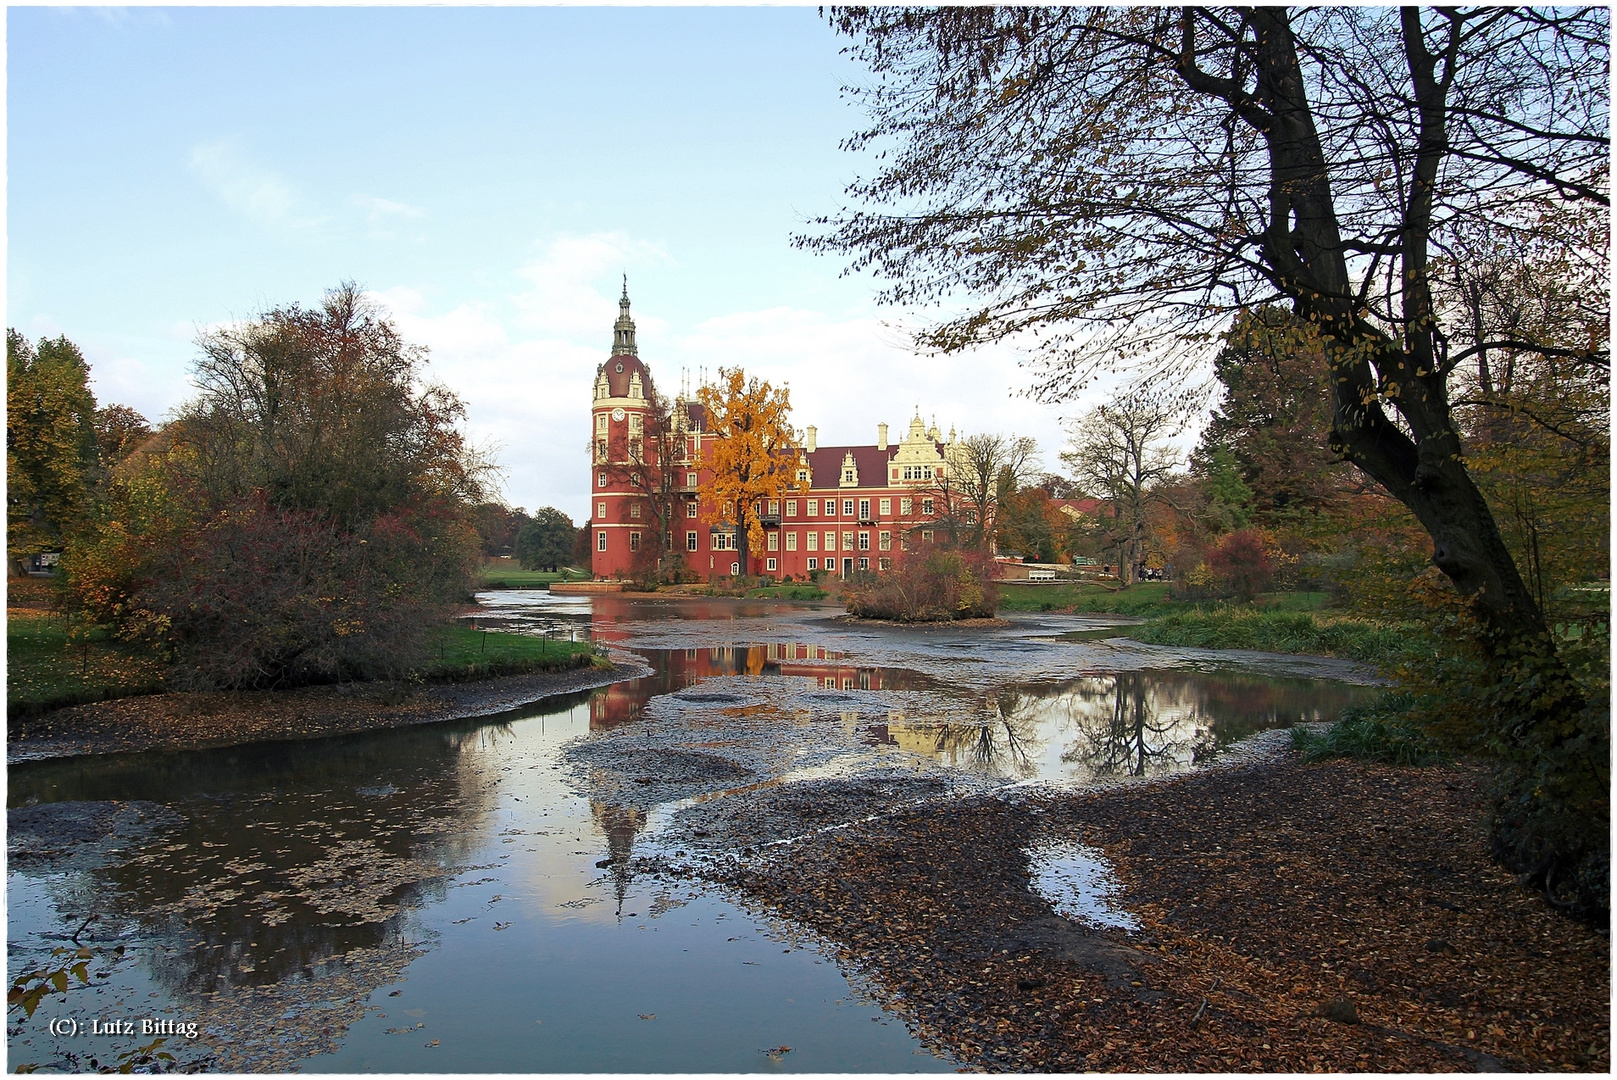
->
[611, 408, 626, 422]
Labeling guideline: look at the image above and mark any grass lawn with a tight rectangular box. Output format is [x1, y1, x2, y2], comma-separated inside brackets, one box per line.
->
[7, 608, 167, 718]
[998, 580, 1406, 664]
[999, 580, 1332, 615]
[1129, 609, 1411, 665]
[744, 584, 830, 600]
[476, 565, 590, 589]
[422, 623, 598, 681]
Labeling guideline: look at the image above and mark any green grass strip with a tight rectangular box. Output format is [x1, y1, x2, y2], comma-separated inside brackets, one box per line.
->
[1290, 693, 1448, 766]
[420, 624, 598, 682]
[1128, 609, 1409, 665]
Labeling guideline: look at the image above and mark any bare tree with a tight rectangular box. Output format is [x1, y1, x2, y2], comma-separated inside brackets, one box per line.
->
[804, 7, 1610, 906]
[930, 432, 1040, 551]
[804, 5, 1606, 662]
[1062, 395, 1184, 584]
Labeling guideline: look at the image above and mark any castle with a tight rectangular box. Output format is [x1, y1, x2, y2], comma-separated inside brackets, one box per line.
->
[589, 286, 968, 581]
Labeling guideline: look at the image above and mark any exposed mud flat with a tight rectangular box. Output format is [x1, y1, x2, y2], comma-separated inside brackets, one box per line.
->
[673, 754, 1609, 1072]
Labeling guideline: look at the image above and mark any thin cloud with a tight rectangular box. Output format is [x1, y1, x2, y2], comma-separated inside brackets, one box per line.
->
[188, 140, 322, 231]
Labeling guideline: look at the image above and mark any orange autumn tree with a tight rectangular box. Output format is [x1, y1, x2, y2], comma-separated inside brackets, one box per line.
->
[695, 368, 803, 578]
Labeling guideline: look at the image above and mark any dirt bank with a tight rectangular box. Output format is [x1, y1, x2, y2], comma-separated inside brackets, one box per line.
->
[673, 753, 1608, 1072]
[7, 658, 651, 764]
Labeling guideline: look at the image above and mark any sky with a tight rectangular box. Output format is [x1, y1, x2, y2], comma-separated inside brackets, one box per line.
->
[8, 6, 1153, 523]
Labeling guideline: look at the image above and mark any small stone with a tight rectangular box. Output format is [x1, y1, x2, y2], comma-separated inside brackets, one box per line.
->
[1424, 938, 1457, 954]
[1319, 996, 1359, 1024]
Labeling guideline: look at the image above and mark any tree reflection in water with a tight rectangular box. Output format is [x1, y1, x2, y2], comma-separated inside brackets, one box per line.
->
[921, 689, 1046, 779]
[1061, 673, 1215, 778]
[8, 719, 515, 999]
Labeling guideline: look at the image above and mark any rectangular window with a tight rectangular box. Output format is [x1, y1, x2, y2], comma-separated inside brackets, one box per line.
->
[858, 532, 870, 551]
[785, 532, 797, 551]
[598, 472, 607, 488]
[768, 500, 779, 515]
[806, 532, 818, 551]
[628, 414, 643, 434]
[922, 498, 935, 515]
[596, 414, 608, 433]
[858, 499, 870, 519]
[686, 471, 698, 487]
[629, 531, 640, 551]
[687, 501, 698, 518]
[901, 497, 912, 514]
[858, 557, 869, 571]
[785, 500, 797, 517]
[842, 531, 854, 551]
[826, 531, 837, 551]
[843, 499, 855, 516]
[596, 438, 607, 461]
[922, 529, 934, 543]
[879, 531, 891, 551]
[807, 557, 818, 570]
[766, 557, 777, 572]
[598, 501, 606, 518]
[687, 531, 698, 551]
[767, 532, 779, 551]
[879, 557, 891, 571]
[629, 503, 640, 519]
[879, 498, 891, 516]
[824, 676, 836, 689]
[597, 532, 607, 552]
[806, 499, 818, 516]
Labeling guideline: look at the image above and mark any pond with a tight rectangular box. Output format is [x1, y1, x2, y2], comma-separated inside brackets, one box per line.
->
[7, 594, 1380, 1072]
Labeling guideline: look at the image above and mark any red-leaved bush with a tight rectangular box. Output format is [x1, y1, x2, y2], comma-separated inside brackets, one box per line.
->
[140, 492, 478, 689]
[1206, 528, 1274, 602]
[842, 543, 1000, 621]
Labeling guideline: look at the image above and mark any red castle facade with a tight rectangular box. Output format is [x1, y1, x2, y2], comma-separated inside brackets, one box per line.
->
[589, 287, 964, 582]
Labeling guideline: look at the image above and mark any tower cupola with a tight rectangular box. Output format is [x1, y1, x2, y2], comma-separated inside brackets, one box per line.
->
[612, 276, 638, 356]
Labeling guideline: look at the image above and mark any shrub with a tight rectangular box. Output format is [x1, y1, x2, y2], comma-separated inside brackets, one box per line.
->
[842, 543, 999, 621]
[1289, 693, 1448, 766]
[1206, 528, 1273, 601]
[63, 285, 490, 690]
[140, 493, 478, 689]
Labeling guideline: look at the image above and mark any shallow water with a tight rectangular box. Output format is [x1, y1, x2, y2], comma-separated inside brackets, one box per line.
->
[8, 592, 1379, 1072]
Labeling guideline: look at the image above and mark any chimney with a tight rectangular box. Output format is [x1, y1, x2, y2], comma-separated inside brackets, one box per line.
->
[805, 425, 818, 453]
[877, 423, 888, 451]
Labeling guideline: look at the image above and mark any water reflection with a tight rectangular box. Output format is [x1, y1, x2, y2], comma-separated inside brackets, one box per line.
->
[875, 670, 1376, 784]
[9, 591, 1379, 1072]
[588, 645, 936, 731]
[9, 721, 512, 999]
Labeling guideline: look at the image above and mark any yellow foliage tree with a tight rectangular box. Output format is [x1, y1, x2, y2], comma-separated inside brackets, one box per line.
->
[695, 368, 804, 578]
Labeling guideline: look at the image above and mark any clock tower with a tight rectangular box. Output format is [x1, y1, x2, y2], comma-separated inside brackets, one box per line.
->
[589, 280, 656, 578]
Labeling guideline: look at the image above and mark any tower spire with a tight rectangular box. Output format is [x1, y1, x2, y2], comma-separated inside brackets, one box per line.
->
[612, 276, 638, 356]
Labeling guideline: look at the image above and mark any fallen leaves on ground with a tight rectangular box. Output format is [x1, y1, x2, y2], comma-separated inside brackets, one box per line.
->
[715, 755, 1608, 1072]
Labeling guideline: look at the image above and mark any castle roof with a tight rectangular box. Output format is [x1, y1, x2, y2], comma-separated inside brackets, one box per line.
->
[804, 444, 898, 491]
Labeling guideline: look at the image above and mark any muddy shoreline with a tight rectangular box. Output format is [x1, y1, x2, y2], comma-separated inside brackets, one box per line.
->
[655, 752, 1608, 1072]
[6, 657, 652, 764]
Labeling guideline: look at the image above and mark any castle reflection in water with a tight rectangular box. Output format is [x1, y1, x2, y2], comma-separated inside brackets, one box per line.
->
[587, 643, 931, 730]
